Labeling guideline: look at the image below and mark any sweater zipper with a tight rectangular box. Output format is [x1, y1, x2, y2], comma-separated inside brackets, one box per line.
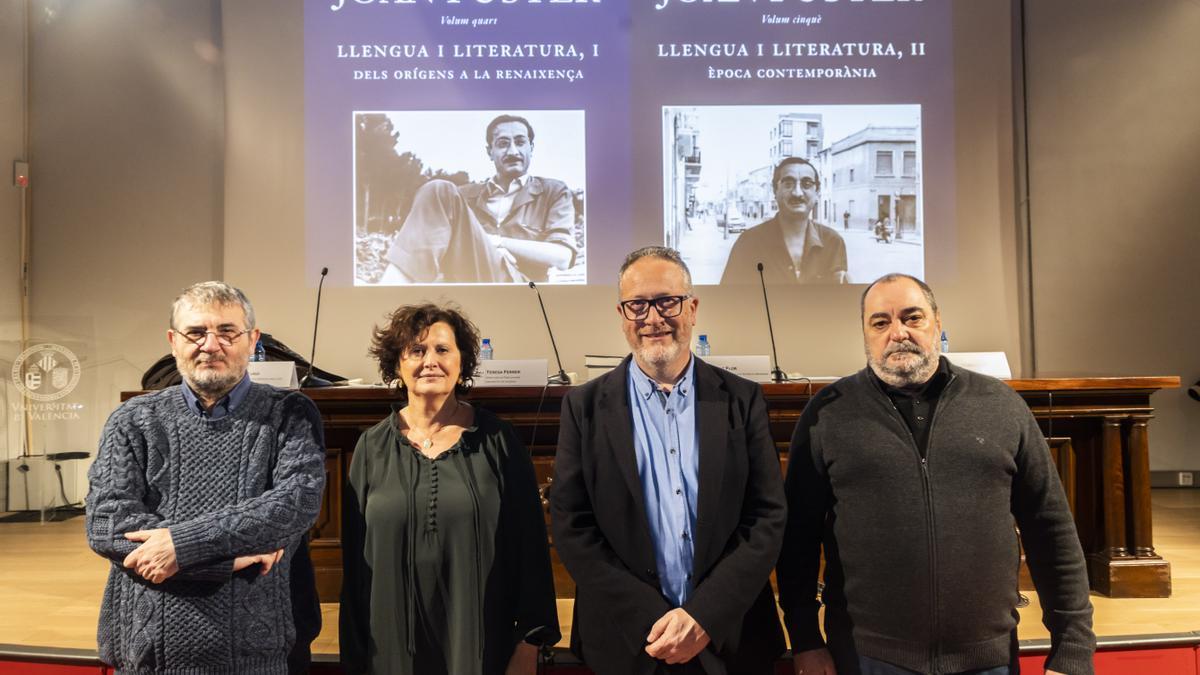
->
[921, 372, 955, 674]
[919, 455, 938, 674]
[884, 371, 956, 674]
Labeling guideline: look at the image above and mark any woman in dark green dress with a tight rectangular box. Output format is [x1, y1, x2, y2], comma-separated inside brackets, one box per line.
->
[340, 304, 560, 674]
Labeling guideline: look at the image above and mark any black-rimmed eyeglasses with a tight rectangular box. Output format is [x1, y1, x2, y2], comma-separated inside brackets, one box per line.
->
[619, 295, 691, 321]
[777, 176, 819, 191]
[176, 328, 251, 347]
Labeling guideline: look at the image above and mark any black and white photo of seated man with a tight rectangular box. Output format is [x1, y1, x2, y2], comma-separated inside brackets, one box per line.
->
[381, 114, 578, 284]
[720, 157, 848, 285]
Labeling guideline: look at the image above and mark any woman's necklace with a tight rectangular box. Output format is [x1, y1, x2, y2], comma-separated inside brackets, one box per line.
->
[404, 400, 460, 452]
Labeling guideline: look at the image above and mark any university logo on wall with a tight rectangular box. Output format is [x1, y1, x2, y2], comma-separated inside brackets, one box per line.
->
[11, 343, 82, 402]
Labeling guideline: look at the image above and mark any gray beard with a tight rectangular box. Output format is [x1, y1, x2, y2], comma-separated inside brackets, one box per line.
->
[179, 357, 245, 399]
[866, 342, 939, 389]
[635, 339, 684, 372]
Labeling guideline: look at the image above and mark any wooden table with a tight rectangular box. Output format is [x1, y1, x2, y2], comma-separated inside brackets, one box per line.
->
[139, 376, 1181, 601]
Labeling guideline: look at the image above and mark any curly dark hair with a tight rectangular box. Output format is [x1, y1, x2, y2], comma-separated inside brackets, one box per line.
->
[369, 303, 481, 398]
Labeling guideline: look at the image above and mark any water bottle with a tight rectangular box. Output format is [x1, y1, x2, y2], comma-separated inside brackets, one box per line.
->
[696, 334, 711, 357]
[253, 338, 266, 362]
[940, 331, 949, 354]
[480, 338, 494, 360]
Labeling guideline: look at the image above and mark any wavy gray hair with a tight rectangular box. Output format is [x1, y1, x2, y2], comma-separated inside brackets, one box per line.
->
[170, 281, 256, 330]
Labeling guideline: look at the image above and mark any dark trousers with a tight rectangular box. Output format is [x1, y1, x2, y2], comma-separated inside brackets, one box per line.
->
[858, 654, 1016, 675]
[653, 662, 708, 674]
[652, 656, 775, 675]
[288, 535, 321, 674]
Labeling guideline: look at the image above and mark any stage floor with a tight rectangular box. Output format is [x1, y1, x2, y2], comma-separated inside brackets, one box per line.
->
[2, 490, 1198, 658]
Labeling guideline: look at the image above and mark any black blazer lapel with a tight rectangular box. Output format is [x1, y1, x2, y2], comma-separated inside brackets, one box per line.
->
[598, 357, 650, 535]
[692, 359, 731, 574]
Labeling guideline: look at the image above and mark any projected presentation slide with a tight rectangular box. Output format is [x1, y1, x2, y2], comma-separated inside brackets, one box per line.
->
[305, 0, 953, 286]
[352, 110, 587, 286]
[664, 104, 923, 286]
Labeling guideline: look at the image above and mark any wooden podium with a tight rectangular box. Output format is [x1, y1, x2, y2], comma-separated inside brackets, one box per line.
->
[295, 376, 1177, 602]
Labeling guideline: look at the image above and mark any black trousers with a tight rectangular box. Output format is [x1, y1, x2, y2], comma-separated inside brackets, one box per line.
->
[288, 535, 321, 674]
[654, 662, 708, 674]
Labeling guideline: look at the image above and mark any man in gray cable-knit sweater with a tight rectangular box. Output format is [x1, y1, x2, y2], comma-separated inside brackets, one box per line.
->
[778, 274, 1095, 675]
[86, 281, 326, 674]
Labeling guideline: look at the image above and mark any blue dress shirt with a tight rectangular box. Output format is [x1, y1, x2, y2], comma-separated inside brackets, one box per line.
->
[181, 373, 252, 420]
[627, 358, 699, 606]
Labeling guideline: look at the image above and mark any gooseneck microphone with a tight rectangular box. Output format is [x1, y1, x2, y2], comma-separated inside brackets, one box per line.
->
[757, 262, 787, 383]
[528, 281, 570, 385]
[301, 267, 329, 387]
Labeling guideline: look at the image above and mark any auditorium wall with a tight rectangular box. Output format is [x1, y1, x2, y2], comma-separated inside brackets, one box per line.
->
[2, 1, 1194, 493]
[1023, 0, 1200, 471]
[0, 3, 25, 460]
[220, 0, 1024, 393]
[6, 1, 224, 471]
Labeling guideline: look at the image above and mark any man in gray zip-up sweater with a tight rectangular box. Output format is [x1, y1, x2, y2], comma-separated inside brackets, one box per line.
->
[778, 274, 1094, 675]
[86, 282, 326, 674]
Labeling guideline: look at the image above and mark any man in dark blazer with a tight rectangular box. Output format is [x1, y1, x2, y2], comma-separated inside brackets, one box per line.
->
[550, 246, 787, 675]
